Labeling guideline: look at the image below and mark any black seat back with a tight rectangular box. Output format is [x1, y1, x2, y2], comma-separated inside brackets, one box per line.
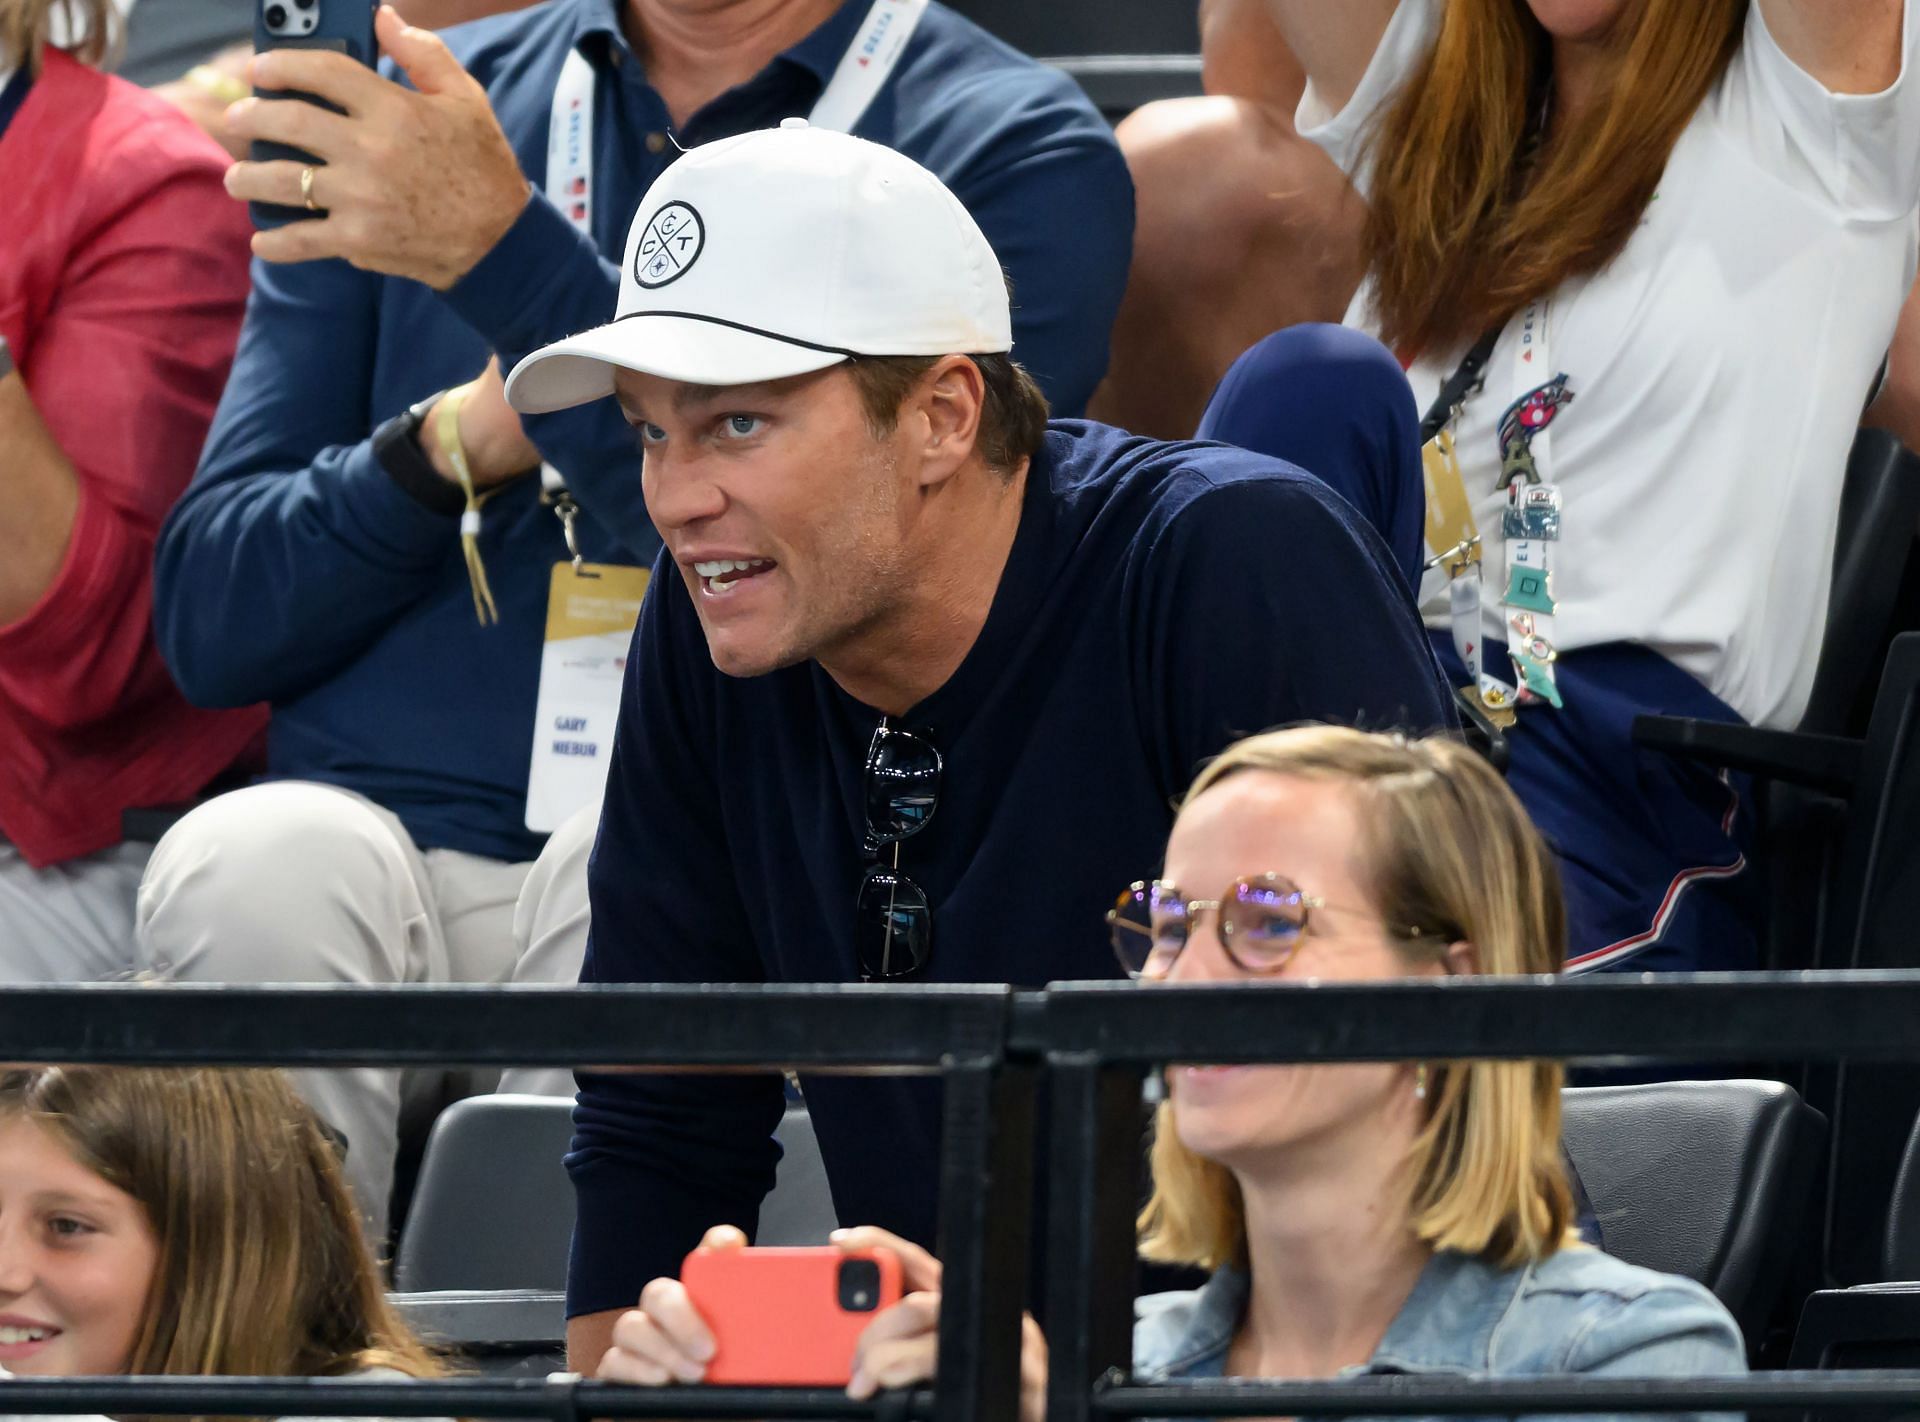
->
[1820, 634, 1920, 1283]
[1562, 1080, 1825, 1344]
[1883, 1108, 1920, 1281]
[1802, 430, 1920, 737]
[394, 1096, 837, 1293]
[942, 0, 1196, 59]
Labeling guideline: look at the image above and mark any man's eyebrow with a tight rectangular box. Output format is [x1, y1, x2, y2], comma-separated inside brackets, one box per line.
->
[670, 380, 792, 415]
[618, 379, 797, 425]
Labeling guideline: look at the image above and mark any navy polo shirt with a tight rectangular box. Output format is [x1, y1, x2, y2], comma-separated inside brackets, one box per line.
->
[567, 420, 1455, 1316]
[154, 0, 1132, 862]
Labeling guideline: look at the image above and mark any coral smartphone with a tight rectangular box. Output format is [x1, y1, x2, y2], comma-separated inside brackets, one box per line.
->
[681, 1246, 904, 1387]
[250, 0, 379, 228]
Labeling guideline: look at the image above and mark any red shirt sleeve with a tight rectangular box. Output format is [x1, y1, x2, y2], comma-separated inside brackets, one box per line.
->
[0, 72, 253, 715]
[0, 61, 264, 864]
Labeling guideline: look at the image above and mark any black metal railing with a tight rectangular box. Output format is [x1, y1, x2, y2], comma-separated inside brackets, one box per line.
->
[4, 971, 1920, 1420]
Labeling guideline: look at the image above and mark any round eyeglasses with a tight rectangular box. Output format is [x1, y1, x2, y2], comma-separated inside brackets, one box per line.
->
[1106, 874, 1429, 980]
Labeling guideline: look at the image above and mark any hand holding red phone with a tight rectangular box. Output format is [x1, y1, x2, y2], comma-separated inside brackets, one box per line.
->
[601, 1225, 913, 1389]
[836, 1226, 1049, 1422]
[598, 1224, 1045, 1422]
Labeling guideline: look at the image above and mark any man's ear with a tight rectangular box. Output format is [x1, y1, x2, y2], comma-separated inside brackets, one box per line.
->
[1442, 939, 1481, 976]
[911, 355, 986, 488]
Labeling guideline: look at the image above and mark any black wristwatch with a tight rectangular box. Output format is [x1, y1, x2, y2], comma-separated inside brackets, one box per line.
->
[372, 390, 466, 516]
[0, 334, 14, 382]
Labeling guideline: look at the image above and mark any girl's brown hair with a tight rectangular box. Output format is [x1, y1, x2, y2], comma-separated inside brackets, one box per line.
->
[0, 0, 122, 74]
[1361, 0, 1745, 357]
[1137, 726, 1578, 1273]
[0, 1066, 442, 1382]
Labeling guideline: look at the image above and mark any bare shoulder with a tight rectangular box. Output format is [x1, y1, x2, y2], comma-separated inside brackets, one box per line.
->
[1755, 0, 1905, 94]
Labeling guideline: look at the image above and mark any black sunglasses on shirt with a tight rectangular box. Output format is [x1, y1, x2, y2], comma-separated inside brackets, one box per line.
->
[854, 718, 941, 981]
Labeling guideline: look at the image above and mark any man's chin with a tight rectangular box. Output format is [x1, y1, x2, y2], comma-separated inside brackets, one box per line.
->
[702, 633, 804, 681]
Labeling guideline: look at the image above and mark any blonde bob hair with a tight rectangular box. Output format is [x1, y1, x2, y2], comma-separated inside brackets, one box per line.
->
[0, 1067, 442, 1385]
[1137, 726, 1578, 1273]
[0, 0, 122, 74]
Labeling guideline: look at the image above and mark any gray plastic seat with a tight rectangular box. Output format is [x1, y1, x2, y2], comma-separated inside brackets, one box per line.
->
[393, 1094, 837, 1293]
[1562, 1079, 1825, 1345]
[388, 1289, 567, 1377]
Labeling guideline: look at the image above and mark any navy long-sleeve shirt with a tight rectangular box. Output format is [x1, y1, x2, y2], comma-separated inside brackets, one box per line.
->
[566, 421, 1455, 1317]
[152, 0, 1133, 862]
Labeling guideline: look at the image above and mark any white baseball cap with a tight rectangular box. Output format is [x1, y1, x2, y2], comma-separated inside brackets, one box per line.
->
[504, 120, 1014, 414]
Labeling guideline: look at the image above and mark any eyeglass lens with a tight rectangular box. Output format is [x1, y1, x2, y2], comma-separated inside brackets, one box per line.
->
[1107, 876, 1310, 978]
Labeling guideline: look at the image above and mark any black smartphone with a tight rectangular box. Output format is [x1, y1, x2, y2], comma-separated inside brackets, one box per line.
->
[250, 0, 379, 229]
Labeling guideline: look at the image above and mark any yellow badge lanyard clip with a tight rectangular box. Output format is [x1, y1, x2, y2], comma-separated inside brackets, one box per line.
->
[1417, 326, 1517, 725]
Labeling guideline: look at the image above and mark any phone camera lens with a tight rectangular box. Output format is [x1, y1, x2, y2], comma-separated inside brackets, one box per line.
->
[264, 3, 287, 27]
[294, 0, 316, 7]
[837, 1258, 882, 1313]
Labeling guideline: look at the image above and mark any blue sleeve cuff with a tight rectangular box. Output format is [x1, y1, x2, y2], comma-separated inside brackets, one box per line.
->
[443, 189, 622, 364]
[333, 436, 465, 564]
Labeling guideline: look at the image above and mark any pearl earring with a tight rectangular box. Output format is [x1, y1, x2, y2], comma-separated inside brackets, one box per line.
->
[1413, 1063, 1429, 1101]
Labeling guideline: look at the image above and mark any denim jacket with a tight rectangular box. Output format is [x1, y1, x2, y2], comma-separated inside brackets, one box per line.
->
[1133, 1247, 1745, 1422]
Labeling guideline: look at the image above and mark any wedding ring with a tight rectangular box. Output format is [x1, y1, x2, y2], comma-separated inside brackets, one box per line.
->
[300, 165, 319, 212]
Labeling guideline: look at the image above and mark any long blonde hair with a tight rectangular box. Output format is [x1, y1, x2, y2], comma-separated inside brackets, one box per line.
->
[1361, 0, 1746, 357]
[1137, 726, 1576, 1273]
[0, 0, 121, 73]
[0, 1067, 442, 1382]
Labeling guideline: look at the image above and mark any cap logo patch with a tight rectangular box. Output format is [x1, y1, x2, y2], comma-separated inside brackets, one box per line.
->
[634, 202, 705, 288]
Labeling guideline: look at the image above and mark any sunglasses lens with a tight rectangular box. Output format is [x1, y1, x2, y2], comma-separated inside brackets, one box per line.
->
[855, 865, 932, 981]
[865, 729, 942, 847]
[1223, 876, 1307, 970]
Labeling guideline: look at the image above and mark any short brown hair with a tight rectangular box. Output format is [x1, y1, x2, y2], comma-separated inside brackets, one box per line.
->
[1, 0, 122, 73]
[845, 352, 1050, 478]
[0, 1067, 443, 1388]
[1137, 725, 1578, 1273]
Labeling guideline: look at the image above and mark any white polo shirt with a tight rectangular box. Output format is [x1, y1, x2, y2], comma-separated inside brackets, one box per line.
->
[1303, 0, 1920, 729]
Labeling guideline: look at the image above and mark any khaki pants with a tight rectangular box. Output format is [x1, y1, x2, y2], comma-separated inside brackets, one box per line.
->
[0, 840, 152, 981]
[133, 782, 596, 1239]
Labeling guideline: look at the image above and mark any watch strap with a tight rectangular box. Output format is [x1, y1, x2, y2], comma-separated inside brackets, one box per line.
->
[372, 393, 466, 516]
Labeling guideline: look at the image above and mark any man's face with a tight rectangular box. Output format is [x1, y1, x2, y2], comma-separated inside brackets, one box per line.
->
[619, 365, 919, 679]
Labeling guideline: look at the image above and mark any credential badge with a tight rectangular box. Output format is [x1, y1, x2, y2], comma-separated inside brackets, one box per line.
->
[633, 201, 705, 289]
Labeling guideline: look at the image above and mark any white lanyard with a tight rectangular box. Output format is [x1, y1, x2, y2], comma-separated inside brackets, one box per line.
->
[544, 0, 928, 239]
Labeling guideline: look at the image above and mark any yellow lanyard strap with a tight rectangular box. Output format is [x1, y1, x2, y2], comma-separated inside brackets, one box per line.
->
[434, 386, 504, 627]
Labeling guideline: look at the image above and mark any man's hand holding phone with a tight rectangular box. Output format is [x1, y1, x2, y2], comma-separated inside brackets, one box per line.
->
[224, 4, 531, 289]
[598, 1224, 1046, 1422]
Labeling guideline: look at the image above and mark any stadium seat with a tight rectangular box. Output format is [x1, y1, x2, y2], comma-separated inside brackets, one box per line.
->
[1049, 55, 1204, 124]
[1636, 439, 1920, 1287]
[388, 1289, 567, 1377]
[1635, 432, 1920, 972]
[1886, 1109, 1920, 1281]
[393, 1095, 838, 1293]
[1562, 1080, 1826, 1345]
[1789, 1110, 1920, 1368]
[944, 0, 1196, 62]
